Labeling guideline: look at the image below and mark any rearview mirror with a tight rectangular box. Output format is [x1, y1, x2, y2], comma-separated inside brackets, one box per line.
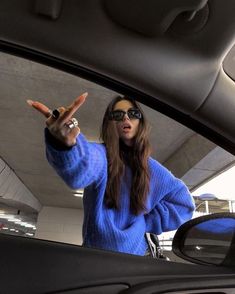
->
[172, 213, 235, 267]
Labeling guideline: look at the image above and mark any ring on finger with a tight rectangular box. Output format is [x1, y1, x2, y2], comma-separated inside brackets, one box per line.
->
[67, 118, 79, 129]
[52, 109, 60, 119]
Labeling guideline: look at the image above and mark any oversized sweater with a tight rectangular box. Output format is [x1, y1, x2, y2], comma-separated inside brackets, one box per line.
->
[45, 129, 195, 256]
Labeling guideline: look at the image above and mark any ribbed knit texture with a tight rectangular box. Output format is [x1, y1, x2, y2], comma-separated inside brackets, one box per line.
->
[45, 129, 195, 256]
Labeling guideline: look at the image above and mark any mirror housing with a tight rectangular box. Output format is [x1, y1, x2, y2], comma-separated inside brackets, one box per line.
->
[172, 213, 235, 267]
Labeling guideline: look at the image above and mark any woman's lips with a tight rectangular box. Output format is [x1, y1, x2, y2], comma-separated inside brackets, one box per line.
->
[122, 122, 131, 128]
[122, 124, 132, 132]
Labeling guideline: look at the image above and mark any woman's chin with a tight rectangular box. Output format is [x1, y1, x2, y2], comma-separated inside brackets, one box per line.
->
[121, 137, 134, 146]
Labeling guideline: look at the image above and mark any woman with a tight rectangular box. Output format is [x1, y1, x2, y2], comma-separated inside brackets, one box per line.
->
[27, 92, 195, 256]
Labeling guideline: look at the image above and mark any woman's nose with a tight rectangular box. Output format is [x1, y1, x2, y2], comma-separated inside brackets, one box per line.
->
[123, 113, 130, 121]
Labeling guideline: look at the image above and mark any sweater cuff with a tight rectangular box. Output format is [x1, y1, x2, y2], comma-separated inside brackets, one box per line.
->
[44, 128, 74, 151]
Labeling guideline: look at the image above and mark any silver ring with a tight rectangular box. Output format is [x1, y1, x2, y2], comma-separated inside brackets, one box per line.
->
[67, 118, 79, 129]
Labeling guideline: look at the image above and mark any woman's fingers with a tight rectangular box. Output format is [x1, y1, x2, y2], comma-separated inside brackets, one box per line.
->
[46, 106, 66, 126]
[27, 95, 85, 147]
[27, 92, 88, 122]
[58, 92, 88, 125]
[27, 100, 52, 118]
[63, 126, 81, 146]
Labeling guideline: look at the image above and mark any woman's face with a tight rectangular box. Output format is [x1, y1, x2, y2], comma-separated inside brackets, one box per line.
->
[113, 100, 140, 146]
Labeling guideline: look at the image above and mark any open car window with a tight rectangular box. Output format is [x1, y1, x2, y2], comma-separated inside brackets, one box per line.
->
[0, 51, 234, 262]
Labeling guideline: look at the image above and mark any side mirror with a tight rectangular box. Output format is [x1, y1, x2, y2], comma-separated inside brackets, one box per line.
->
[172, 213, 235, 267]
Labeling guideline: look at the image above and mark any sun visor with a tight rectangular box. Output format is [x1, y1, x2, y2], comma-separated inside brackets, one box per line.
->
[34, 0, 63, 20]
[104, 0, 208, 36]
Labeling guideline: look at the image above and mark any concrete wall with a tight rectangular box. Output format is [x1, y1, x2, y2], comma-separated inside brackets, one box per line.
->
[0, 158, 42, 212]
[35, 206, 83, 245]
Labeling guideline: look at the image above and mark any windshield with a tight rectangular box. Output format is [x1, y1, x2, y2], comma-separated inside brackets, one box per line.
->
[0, 52, 234, 261]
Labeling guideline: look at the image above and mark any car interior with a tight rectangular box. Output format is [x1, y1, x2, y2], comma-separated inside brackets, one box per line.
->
[0, 0, 235, 293]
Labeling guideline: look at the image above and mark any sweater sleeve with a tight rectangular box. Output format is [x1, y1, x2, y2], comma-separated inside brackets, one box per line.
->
[145, 159, 195, 234]
[44, 128, 107, 189]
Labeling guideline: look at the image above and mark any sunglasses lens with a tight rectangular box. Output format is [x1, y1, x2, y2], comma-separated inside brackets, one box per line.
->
[111, 110, 125, 121]
[128, 109, 142, 119]
[109, 109, 142, 121]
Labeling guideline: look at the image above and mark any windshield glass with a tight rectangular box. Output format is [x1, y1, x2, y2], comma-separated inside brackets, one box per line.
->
[0, 52, 234, 262]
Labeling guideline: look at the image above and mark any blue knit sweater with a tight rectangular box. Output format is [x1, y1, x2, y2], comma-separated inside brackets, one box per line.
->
[45, 130, 195, 256]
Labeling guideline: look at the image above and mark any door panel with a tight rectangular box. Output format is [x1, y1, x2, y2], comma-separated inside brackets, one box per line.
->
[0, 234, 235, 294]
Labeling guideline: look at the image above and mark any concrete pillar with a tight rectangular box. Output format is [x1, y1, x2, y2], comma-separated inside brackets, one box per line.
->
[35, 206, 84, 245]
[205, 200, 209, 214]
[229, 201, 235, 213]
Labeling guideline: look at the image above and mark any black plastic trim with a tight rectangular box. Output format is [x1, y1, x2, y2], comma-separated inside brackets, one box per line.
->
[55, 284, 129, 294]
[120, 276, 235, 294]
[223, 44, 235, 83]
[0, 40, 235, 155]
[1, 232, 235, 294]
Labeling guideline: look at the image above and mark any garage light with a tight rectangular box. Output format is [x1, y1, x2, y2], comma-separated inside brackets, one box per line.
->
[73, 189, 84, 197]
[26, 233, 34, 236]
[0, 214, 11, 219]
[8, 218, 21, 222]
[24, 224, 35, 228]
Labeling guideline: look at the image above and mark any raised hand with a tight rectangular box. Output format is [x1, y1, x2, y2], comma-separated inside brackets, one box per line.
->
[27, 92, 88, 147]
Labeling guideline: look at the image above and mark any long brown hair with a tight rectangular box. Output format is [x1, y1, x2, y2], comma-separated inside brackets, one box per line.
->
[100, 96, 151, 215]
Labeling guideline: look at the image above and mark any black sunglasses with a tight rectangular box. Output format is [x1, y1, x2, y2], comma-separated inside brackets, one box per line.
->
[109, 109, 142, 121]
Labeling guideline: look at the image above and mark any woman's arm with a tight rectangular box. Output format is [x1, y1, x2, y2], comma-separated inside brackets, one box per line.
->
[27, 94, 106, 189]
[45, 129, 107, 189]
[145, 160, 195, 234]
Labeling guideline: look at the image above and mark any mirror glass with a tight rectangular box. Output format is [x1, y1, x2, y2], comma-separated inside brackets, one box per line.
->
[181, 217, 235, 265]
